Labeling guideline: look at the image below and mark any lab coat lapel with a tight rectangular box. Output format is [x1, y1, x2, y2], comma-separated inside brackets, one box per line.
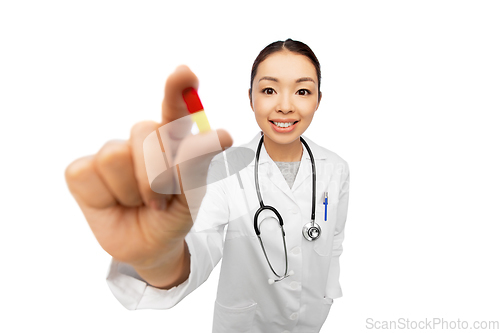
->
[256, 141, 296, 203]
[291, 148, 311, 193]
[291, 136, 326, 192]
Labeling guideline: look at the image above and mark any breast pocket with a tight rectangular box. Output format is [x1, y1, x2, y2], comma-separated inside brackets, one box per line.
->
[213, 301, 258, 333]
[313, 196, 337, 256]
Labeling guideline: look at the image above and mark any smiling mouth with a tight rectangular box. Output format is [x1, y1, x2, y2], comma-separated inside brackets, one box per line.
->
[269, 120, 299, 128]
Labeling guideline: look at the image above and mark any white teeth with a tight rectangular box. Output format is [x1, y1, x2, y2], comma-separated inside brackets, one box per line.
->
[272, 121, 295, 128]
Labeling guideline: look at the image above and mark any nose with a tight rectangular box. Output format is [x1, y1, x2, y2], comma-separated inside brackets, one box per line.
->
[277, 93, 294, 114]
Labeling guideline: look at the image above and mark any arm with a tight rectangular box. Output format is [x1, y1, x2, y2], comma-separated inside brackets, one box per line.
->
[106, 226, 225, 310]
[106, 173, 229, 310]
[326, 163, 350, 299]
[134, 239, 191, 290]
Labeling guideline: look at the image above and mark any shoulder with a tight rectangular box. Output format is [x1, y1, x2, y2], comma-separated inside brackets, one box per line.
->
[302, 135, 349, 172]
[206, 135, 257, 185]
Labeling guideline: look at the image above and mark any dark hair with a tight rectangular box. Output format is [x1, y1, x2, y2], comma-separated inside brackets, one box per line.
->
[249, 38, 321, 101]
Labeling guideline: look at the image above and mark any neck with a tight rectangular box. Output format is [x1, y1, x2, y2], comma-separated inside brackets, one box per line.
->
[263, 135, 303, 162]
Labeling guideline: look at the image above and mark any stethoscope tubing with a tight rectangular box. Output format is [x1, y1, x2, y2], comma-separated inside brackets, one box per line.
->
[254, 135, 317, 228]
[253, 135, 318, 282]
[302, 136, 317, 222]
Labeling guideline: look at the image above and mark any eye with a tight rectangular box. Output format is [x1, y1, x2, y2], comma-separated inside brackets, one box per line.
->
[297, 89, 311, 96]
[262, 87, 275, 95]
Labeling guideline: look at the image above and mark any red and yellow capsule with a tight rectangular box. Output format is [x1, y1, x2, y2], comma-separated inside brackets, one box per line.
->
[182, 87, 211, 133]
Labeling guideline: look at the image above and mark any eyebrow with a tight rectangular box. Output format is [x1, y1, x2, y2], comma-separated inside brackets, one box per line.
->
[258, 76, 315, 84]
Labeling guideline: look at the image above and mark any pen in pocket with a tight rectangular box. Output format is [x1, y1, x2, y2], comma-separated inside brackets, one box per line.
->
[323, 192, 328, 221]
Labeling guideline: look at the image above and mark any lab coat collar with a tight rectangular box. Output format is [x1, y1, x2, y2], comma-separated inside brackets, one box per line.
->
[245, 132, 326, 200]
[245, 132, 327, 165]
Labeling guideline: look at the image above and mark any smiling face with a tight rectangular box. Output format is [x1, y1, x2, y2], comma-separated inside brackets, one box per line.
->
[249, 50, 321, 148]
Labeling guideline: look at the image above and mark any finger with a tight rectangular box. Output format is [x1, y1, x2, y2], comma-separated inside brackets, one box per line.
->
[129, 120, 171, 210]
[216, 129, 233, 150]
[65, 155, 117, 209]
[174, 129, 233, 167]
[161, 65, 199, 126]
[94, 139, 143, 207]
[174, 129, 233, 209]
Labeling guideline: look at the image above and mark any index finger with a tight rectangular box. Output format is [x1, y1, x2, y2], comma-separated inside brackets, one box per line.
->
[161, 65, 199, 125]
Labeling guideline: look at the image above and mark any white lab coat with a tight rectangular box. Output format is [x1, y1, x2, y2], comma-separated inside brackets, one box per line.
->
[106, 132, 350, 333]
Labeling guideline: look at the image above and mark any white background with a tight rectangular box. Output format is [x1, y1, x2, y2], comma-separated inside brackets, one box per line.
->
[1, 0, 499, 332]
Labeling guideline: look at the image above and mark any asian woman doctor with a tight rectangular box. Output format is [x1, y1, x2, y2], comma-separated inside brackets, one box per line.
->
[65, 39, 350, 333]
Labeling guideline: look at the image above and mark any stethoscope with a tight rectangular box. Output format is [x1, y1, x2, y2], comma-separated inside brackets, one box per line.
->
[253, 135, 321, 284]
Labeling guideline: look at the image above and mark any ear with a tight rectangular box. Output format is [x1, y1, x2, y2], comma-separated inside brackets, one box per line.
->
[316, 91, 322, 111]
[248, 88, 254, 112]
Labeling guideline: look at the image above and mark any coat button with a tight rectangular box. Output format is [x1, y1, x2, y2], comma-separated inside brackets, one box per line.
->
[289, 312, 298, 320]
[289, 209, 298, 214]
[290, 281, 300, 290]
[292, 247, 301, 255]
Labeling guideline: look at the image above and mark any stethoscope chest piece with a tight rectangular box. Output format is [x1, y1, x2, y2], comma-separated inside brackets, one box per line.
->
[302, 221, 321, 241]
